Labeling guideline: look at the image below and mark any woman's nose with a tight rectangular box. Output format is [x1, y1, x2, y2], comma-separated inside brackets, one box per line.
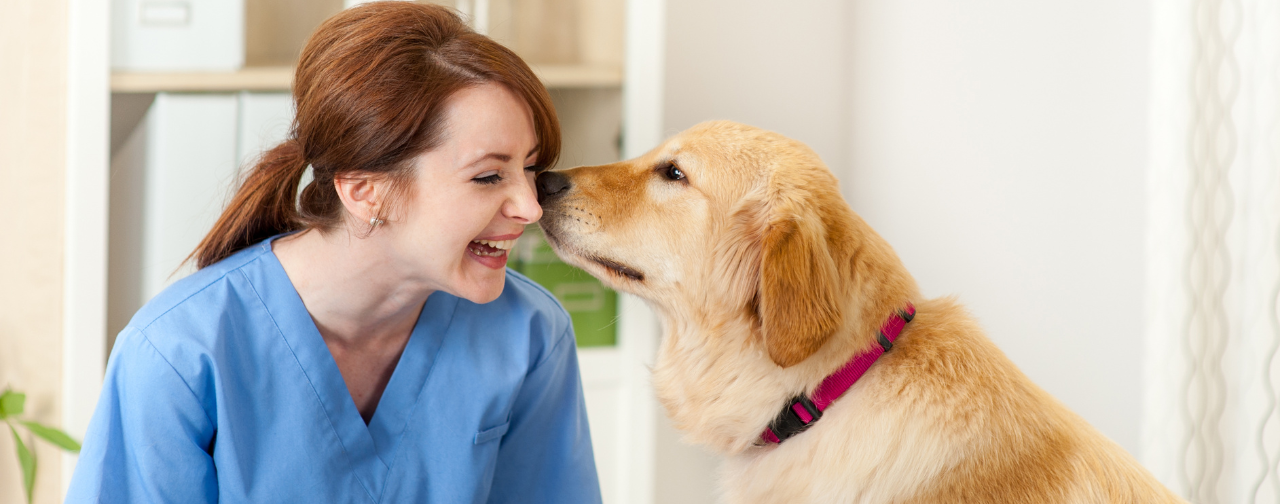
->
[507, 171, 543, 224]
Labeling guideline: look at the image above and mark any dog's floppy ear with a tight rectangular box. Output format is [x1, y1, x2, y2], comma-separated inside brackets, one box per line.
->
[758, 202, 844, 368]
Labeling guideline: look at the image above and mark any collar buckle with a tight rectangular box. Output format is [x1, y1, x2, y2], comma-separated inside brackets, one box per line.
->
[766, 395, 823, 443]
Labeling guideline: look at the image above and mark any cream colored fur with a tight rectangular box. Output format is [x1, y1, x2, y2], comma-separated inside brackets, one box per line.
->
[538, 121, 1184, 503]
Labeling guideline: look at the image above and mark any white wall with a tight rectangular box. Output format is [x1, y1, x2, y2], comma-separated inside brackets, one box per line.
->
[663, 0, 849, 167]
[0, 3, 70, 503]
[659, 0, 1151, 478]
[844, 0, 1150, 455]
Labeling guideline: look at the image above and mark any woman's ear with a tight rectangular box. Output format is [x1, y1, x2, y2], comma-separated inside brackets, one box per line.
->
[333, 173, 381, 222]
[758, 203, 843, 368]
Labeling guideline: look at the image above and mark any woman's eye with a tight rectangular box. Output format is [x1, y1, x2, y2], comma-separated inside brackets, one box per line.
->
[664, 163, 685, 181]
[473, 172, 503, 185]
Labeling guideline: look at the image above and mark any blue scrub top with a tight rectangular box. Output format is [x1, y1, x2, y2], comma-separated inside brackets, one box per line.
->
[67, 237, 602, 503]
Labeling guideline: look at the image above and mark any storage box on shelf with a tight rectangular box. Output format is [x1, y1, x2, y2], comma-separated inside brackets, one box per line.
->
[112, 0, 345, 72]
[111, 0, 623, 92]
[112, 0, 247, 71]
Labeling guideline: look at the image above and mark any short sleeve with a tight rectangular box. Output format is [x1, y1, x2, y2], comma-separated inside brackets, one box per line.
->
[66, 328, 218, 503]
[485, 328, 602, 504]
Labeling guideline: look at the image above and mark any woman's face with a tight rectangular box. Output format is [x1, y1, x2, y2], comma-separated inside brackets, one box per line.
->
[385, 83, 542, 304]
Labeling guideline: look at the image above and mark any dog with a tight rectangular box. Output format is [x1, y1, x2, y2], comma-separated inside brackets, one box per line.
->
[535, 121, 1184, 503]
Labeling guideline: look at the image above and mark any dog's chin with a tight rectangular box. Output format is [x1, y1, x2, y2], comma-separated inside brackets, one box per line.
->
[540, 224, 646, 287]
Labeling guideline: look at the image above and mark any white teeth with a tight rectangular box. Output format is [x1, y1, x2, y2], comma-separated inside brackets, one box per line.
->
[470, 239, 514, 257]
[472, 239, 514, 251]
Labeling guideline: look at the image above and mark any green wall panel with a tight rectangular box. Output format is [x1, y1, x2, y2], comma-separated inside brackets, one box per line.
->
[511, 227, 618, 347]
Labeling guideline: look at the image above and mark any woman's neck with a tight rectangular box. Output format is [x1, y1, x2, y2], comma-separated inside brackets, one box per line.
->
[272, 228, 431, 346]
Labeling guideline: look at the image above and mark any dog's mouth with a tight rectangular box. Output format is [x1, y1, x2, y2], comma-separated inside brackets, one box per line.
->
[588, 256, 645, 282]
[541, 224, 645, 282]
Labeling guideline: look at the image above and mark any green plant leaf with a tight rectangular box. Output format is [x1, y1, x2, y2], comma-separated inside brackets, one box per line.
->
[0, 390, 25, 419]
[20, 421, 81, 453]
[10, 424, 36, 504]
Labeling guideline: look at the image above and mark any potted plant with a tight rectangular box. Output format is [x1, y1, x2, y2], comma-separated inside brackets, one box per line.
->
[1, 388, 81, 504]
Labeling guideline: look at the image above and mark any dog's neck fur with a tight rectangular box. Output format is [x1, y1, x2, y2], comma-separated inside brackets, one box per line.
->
[825, 208, 921, 361]
[649, 204, 920, 455]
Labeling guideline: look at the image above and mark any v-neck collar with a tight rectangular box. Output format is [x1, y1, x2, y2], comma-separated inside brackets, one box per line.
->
[245, 237, 459, 502]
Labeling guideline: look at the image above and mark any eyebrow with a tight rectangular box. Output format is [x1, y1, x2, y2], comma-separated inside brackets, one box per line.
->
[463, 146, 540, 170]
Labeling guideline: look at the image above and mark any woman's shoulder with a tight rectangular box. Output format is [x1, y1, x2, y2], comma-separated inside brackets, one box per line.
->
[108, 241, 285, 398]
[124, 242, 274, 345]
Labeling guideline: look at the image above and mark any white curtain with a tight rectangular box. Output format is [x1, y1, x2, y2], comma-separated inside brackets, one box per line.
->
[1145, 0, 1280, 502]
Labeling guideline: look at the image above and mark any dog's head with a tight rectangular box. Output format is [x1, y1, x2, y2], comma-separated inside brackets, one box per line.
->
[538, 121, 917, 450]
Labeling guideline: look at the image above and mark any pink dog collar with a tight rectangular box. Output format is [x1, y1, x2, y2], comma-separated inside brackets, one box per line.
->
[761, 303, 916, 444]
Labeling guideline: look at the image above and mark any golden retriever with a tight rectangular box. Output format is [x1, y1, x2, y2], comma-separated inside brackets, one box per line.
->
[535, 121, 1184, 503]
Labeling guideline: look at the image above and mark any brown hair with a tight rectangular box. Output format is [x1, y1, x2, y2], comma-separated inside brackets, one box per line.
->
[192, 1, 560, 268]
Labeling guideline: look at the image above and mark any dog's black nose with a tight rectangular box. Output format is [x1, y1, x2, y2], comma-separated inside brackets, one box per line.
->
[536, 171, 572, 203]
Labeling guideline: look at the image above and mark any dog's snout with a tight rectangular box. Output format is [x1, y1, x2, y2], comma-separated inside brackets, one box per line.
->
[536, 171, 572, 203]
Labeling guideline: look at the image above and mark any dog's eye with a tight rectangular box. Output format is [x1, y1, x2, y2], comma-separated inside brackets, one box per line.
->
[663, 163, 686, 181]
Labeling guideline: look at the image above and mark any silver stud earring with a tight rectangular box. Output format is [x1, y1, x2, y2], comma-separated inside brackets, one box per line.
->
[369, 216, 384, 227]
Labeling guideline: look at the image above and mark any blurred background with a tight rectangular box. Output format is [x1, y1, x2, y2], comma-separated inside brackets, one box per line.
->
[3, 0, 1280, 503]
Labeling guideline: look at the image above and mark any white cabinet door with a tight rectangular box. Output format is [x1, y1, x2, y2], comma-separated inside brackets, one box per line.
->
[109, 92, 294, 341]
[236, 92, 293, 167]
[140, 93, 241, 298]
[578, 348, 624, 502]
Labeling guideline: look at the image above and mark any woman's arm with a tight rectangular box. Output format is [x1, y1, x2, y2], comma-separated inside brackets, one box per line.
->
[66, 328, 218, 503]
[485, 328, 602, 504]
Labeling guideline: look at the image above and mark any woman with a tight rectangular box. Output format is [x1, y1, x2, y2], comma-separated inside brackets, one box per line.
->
[67, 3, 601, 502]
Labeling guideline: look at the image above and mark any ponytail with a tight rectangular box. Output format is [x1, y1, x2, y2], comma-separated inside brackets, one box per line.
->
[191, 139, 309, 268]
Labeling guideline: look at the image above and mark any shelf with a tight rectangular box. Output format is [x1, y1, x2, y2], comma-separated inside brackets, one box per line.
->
[529, 64, 624, 88]
[111, 67, 293, 93]
[111, 64, 622, 93]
